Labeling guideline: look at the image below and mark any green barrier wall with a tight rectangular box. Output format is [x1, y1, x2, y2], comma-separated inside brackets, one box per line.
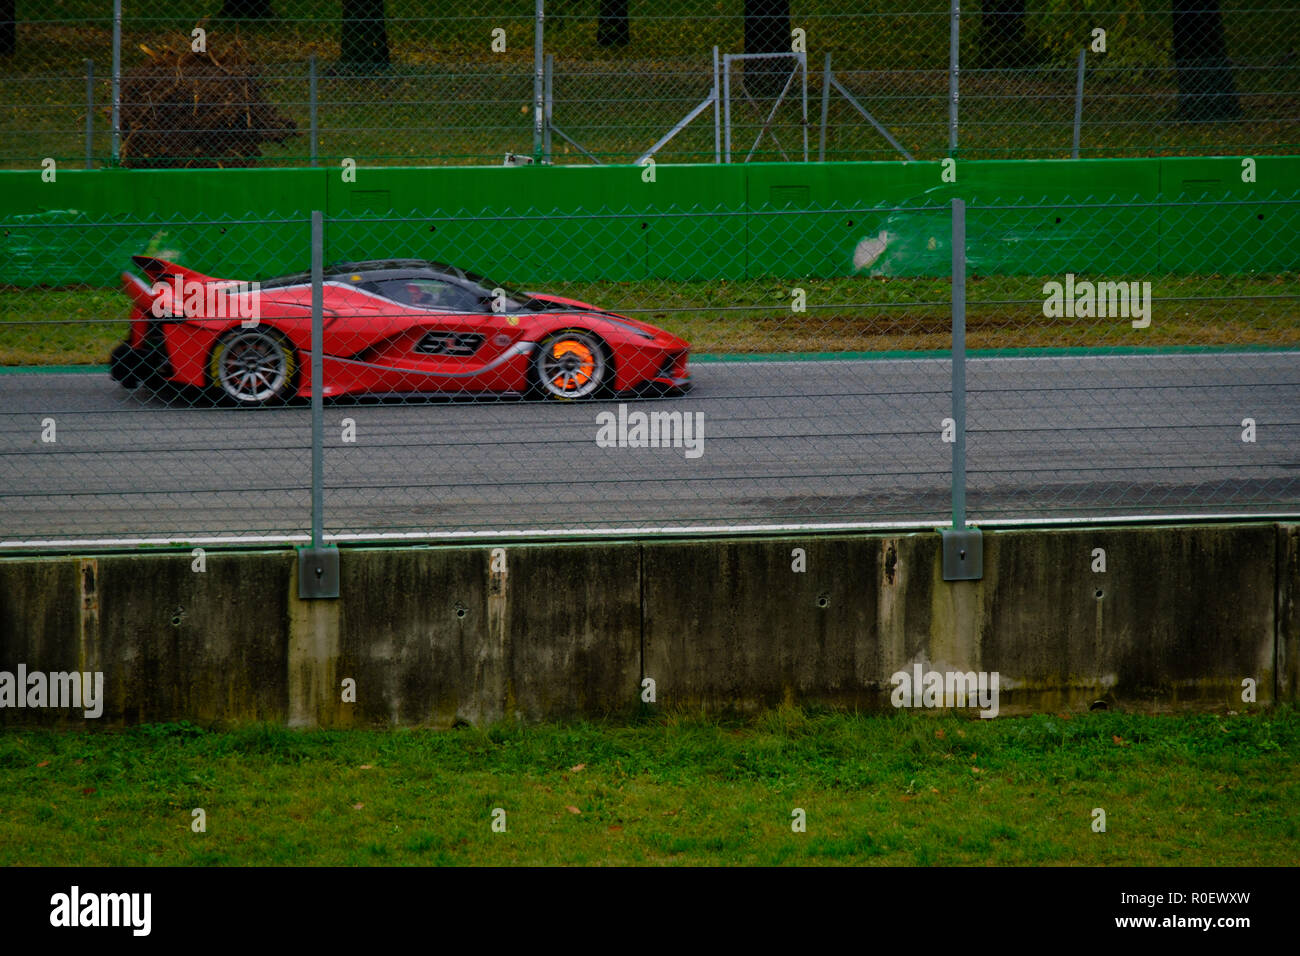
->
[1, 158, 1296, 288]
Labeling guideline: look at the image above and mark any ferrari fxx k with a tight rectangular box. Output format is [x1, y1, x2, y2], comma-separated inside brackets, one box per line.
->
[110, 256, 691, 405]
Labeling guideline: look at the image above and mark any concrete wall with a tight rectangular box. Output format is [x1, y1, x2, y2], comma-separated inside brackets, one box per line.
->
[1, 522, 1293, 727]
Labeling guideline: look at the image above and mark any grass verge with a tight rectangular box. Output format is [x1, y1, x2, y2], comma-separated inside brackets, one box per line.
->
[2, 275, 1297, 366]
[2, 708, 1296, 866]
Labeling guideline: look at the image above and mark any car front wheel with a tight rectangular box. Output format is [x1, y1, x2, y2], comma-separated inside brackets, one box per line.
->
[532, 330, 610, 400]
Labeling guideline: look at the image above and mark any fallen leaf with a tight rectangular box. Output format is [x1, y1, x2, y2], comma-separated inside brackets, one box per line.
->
[359, 764, 374, 770]
[565, 805, 581, 815]
[82, 787, 96, 795]
[608, 824, 623, 832]
[661, 809, 677, 816]
[971, 767, 982, 774]
[935, 728, 946, 739]
[930, 787, 939, 794]
[570, 763, 586, 773]
[901, 795, 915, 802]
[352, 803, 364, 810]
[36, 761, 49, 768]
[956, 729, 966, 738]
[1112, 735, 1127, 746]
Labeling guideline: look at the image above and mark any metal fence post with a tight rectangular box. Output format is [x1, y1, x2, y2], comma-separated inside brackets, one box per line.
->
[951, 197, 967, 531]
[84, 59, 94, 169]
[818, 52, 831, 162]
[723, 56, 732, 163]
[941, 197, 981, 580]
[111, 0, 121, 165]
[309, 54, 318, 166]
[948, 0, 959, 155]
[544, 53, 553, 162]
[713, 46, 721, 164]
[299, 210, 339, 599]
[801, 52, 809, 162]
[1072, 48, 1086, 159]
[533, 0, 544, 162]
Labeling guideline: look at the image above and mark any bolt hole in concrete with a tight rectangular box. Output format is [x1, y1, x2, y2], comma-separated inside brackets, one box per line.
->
[1095, 589, 1104, 599]
[169, 606, 184, 627]
[454, 604, 467, 619]
[959, 549, 967, 559]
[817, 595, 829, 609]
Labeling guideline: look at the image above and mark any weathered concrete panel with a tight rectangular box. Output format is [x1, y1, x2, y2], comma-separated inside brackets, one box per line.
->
[643, 535, 884, 712]
[0, 557, 83, 726]
[978, 525, 1276, 713]
[331, 543, 640, 727]
[1278, 525, 1299, 703]
[503, 543, 641, 721]
[93, 552, 292, 724]
[335, 547, 492, 728]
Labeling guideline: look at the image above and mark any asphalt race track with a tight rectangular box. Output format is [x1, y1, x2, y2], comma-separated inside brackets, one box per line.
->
[2, 351, 1297, 545]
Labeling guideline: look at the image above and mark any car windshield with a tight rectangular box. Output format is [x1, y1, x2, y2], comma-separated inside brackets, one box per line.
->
[369, 278, 483, 312]
[456, 272, 549, 313]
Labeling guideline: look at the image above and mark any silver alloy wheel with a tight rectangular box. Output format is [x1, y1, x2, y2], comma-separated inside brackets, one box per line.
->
[534, 331, 608, 399]
[212, 329, 294, 405]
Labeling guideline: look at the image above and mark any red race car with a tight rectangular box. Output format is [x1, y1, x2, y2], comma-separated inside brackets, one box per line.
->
[110, 256, 691, 405]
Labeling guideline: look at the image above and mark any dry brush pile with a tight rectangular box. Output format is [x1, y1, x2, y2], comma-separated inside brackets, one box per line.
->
[120, 35, 297, 168]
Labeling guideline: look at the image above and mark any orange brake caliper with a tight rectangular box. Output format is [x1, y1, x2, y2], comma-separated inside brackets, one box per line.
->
[552, 341, 594, 390]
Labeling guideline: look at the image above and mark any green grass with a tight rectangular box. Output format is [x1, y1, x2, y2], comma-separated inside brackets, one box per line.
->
[2, 274, 1297, 365]
[1, 708, 1297, 866]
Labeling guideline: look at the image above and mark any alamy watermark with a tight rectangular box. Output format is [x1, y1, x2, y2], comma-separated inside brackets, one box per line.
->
[1042, 273, 1152, 329]
[151, 276, 261, 326]
[595, 404, 704, 459]
[50, 886, 150, 936]
[0, 664, 104, 718]
[890, 664, 1000, 718]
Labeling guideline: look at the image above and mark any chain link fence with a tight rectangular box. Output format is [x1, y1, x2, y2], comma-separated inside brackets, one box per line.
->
[1, 189, 1296, 547]
[3, 1, 1297, 168]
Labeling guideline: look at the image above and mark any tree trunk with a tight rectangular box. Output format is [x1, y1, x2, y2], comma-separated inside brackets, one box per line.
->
[596, 0, 630, 48]
[219, 0, 276, 17]
[1172, 0, 1241, 121]
[0, 0, 16, 57]
[340, 0, 390, 71]
[743, 0, 792, 99]
[976, 0, 1034, 69]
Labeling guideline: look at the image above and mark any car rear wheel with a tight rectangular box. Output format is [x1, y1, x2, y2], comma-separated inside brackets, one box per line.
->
[532, 330, 609, 400]
[209, 328, 297, 406]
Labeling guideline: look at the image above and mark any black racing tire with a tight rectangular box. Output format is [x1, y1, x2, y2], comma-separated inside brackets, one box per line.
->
[108, 342, 143, 388]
